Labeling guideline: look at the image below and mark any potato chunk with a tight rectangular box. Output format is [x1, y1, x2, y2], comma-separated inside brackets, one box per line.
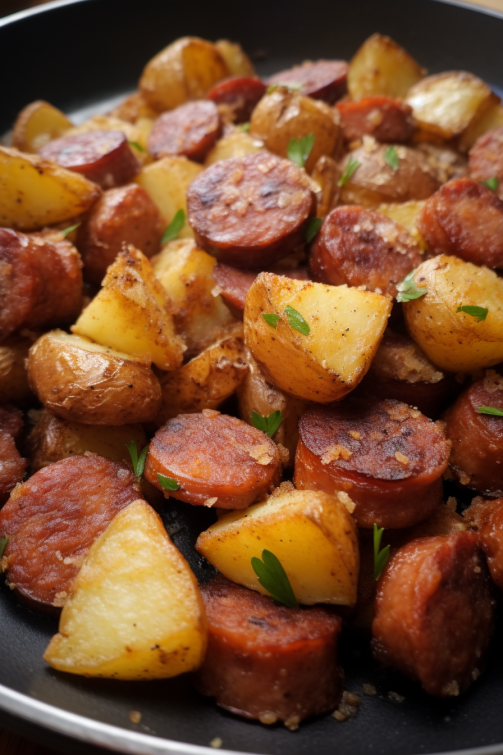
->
[44, 499, 207, 679]
[347, 34, 425, 101]
[460, 102, 503, 152]
[73, 246, 185, 371]
[244, 272, 391, 402]
[196, 486, 359, 606]
[403, 255, 503, 372]
[215, 40, 255, 77]
[204, 130, 265, 166]
[11, 100, 73, 153]
[378, 200, 428, 252]
[0, 146, 100, 231]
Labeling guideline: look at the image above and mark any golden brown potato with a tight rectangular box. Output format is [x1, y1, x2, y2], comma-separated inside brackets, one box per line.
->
[215, 40, 255, 77]
[403, 255, 503, 372]
[27, 330, 162, 425]
[460, 102, 503, 152]
[196, 485, 360, 606]
[204, 129, 266, 166]
[28, 408, 147, 472]
[44, 499, 207, 679]
[11, 100, 73, 153]
[311, 155, 341, 217]
[347, 34, 425, 101]
[0, 334, 36, 404]
[73, 246, 185, 371]
[108, 91, 159, 124]
[139, 36, 229, 112]
[244, 272, 391, 403]
[0, 146, 101, 231]
[249, 88, 341, 173]
[377, 200, 428, 251]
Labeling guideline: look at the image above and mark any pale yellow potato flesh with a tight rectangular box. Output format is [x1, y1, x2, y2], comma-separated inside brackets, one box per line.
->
[403, 255, 503, 372]
[215, 40, 255, 77]
[44, 500, 207, 679]
[11, 100, 73, 153]
[377, 200, 428, 252]
[0, 146, 100, 231]
[204, 130, 265, 166]
[196, 486, 359, 606]
[347, 33, 425, 100]
[244, 273, 391, 402]
[460, 102, 503, 152]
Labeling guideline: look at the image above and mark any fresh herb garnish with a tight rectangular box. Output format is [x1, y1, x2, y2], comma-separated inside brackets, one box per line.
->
[0, 537, 8, 560]
[480, 177, 499, 192]
[285, 304, 310, 335]
[251, 549, 299, 608]
[477, 406, 503, 417]
[60, 223, 81, 238]
[384, 145, 400, 171]
[396, 269, 427, 303]
[262, 313, 280, 329]
[238, 122, 250, 132]
[338, 156, 361, 187]
[161, 209, 186, 245]
[128, 140, 146, 153]
[251, 410, 283, 438]
[305, 217, 322, 244]
[126, 441, 149, 478]
[158, 474, 180, 491]
[266, 83, 302, 94]
[373, 524, 390, 581]
[456, 305, 488, 322]
[287, 133, 315, 169]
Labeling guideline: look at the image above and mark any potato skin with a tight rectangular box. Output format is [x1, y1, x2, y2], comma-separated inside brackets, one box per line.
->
[347, 34, 425, 101]
[27, 330, 162, 425]
[11, 100, 74, 153]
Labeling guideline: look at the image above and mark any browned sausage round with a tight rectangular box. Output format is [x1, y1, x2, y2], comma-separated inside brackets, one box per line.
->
[0, 405, 23, 440]
[187, 153, 316, 268]
[0, 228, 82, 341]
[417, 178, 503, 268]
[309, 206, 422, 298]
[266, 60, 348, 104]
[294, 399, 450, 529]
[39, 130, 140, 189]
[442, 371, 503, 497]
[0, 455, 141, 610]
[372, 532, 495, 697]
[144, 411, 282, 509]
[195, 575, 342, 726]
[336, 96, 414, 143]
[76, 184, 165, 286]
[207, 77, 266, 123]
[469, 125, 503, 199]
[0, 431, 26, 507]
[147, 101, 221, 161]
[213, 262, 310, 312]
[464, 496, 503, 590]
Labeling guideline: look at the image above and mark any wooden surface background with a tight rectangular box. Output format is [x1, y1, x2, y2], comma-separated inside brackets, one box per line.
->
[1, 0, 503, 751]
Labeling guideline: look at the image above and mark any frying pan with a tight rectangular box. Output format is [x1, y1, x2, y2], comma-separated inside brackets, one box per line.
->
[1, 0, 503, 753]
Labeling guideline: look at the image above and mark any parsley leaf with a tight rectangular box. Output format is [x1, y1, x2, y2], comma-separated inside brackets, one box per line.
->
[251, 549, 299, 608]
[373, 524, 390, 581]
[158, 474, 179, 491]
[126, 441, 149, 478]
[266, 84, 279, 94]
[287, 133, 315, 168]
[128, 140, 146, 153]
[285, 305, 310, 335]
[238, 122, 250, 132]
[456, 305, 488, 322]
[305, 217, 322, 244]
[384, 145, 400, 170]
[338, 156, 361, 187]
[396, 269, 427, 303]
[0, 536, 8, 560]
[480, 177, 499, 192]
[251, 410, 283, 438]
[60, 223, 81, 238]
[262, 313, 280, 329]
[161, 209, 186, 245]
[477, 406, 503, 417]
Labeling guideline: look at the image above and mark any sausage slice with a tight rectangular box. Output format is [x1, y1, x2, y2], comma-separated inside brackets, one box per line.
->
[266, 60, 348, 104]
[294, 399, 449, 529]
[0, 406, 26, 507]
[336, 96, 414, 143]
[207, 77, 266, 123]
[464, 496, 503, 590]
[213, 262, 310, 311]
[195, 576, 342, 726]
[148, 101, 221, 162]
[469, 125, 503, 199]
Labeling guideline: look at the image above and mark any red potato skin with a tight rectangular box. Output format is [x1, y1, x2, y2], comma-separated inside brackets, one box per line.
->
[213, 263, 310, 311]
[196, 576, 342, 724]
[144, 412, 281, 509]
[469, 125, 503, 200]
[76, 184, 165, 286]
[187, 153, 316, 268]
[417, 178, 503, 268]
[147, 101, 221, 161]
[294, 400, 450, 529]
[207, 77, 267, 123]
[464, 497, 503, 590]
[372, 533, 495, 697]
[39, 130, 140, 189]
[0, 455, 141, 610]
[0, 228, 82, 341]
[309, 206, 422, 298]
[336, 96, 415, 143]
[266, 60, 348, 104]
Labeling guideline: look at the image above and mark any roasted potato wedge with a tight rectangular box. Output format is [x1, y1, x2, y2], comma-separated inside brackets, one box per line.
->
[27, 330, 162, 425]
[196, 486, 359, 606]
[140, 36, 229, 112]
[204, 129, 265, 166]
[0, 146, 100, 231]
[403, 255, 503, 372]
[244, 272, 391, 403]
[73, 246, 185, 371]
[378, 200, 428, 252]
[311, 155, 341, 217]
[215, 40, 255, 77]
[44, 499, 207, 679]
[11, 100, 73, 153]
[0, 334, 36, 404]
[347, 34, 425, 101]
[460, 102, 503, 152]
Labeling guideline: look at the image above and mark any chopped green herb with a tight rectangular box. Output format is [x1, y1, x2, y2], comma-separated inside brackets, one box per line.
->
[266, 84, 279, 94]
[373, 524, 390, 581]
[60, 223, 81, 238]
[338, 156, 361, 187]
[0, 537, 8, 560]
[161, 209, 186, 245]
[158, 474, 179, 491]
[477, 406, 503, 417]
[456, 305, 488, 322]
[251, 549, 299, 608]
[480, 177, 499, 192]
[251, 410, 283, 438]
[396, 269, 427, 303]
[238, 122, 250, 132]
[262, 313, 280, 329]
[128, 140, 146, 153]
[126, 441, 149, 478]
[285, 304, 310, 335]
[287, 133, 315, 169]
[384, 145, 400, 171]
[266, 83, 302, 94]
[305, 217, 322, 244]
